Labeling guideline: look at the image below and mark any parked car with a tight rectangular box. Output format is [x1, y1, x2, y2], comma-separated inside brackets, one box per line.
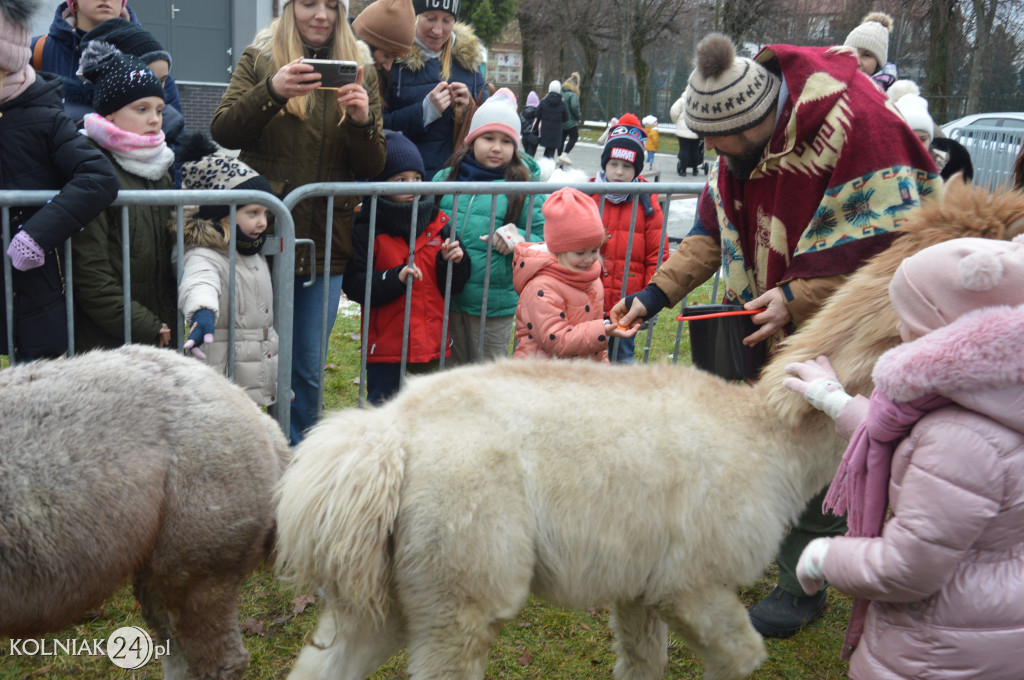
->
[940, 112, 1024, 190]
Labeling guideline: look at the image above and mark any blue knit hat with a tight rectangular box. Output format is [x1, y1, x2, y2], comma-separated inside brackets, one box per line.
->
[376, 131, 426, 181]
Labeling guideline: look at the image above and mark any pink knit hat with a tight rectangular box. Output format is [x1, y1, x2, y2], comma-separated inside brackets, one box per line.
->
[464, 87, 520, 150]
[0, 0, 33, 74]
[889, 234, 1024, 339]
[66, 0, 128, 14]
[542, 187, 606, 253]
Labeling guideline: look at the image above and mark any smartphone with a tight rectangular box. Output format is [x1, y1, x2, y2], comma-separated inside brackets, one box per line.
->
[302, 59, 359, 90]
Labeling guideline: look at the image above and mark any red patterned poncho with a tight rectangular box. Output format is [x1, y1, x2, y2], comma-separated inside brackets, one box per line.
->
[698, 43, 943, 305]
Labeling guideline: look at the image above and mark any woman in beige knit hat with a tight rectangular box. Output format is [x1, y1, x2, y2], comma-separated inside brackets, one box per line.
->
[352, 0, 415, 104]
[843, 11, 899, 91]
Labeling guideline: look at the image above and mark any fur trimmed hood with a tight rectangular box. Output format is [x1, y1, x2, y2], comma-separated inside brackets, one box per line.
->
[180, 212, 230, 251]
[398, 22, 483, 73]
[874, 303, 1024, 430]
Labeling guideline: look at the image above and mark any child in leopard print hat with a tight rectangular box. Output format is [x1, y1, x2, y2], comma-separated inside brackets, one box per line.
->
[176, 132, 279, 406]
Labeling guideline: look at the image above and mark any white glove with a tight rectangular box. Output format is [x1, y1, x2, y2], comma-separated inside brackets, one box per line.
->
[783, 356, 852, 419]
[480, 223, 523, 255]
[796, 537, 831, 595]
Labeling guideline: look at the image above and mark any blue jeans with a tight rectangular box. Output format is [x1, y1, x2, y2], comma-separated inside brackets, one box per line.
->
[289, 273, 344, 445]
[609, 334, 635, 364]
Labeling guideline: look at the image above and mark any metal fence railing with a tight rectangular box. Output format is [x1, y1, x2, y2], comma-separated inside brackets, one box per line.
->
[944, 124, 1024, 191]
[3, 180, 717, 435]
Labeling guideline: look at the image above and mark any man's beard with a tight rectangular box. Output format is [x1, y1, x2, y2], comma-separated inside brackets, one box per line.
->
[722, 137, 769, 179]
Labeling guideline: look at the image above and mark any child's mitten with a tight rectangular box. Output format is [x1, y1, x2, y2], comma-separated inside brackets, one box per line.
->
[183, 308, 216, 359]
[796, 537, 831, 594]
[7, 231, 45, 271]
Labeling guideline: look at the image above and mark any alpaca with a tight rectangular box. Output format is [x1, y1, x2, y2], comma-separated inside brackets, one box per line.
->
[275, 181, 1024, 680]
[0, 345, 290, 680]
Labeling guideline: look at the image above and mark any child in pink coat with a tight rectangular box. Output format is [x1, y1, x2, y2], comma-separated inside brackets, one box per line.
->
[784, 235, 1024, 679]
[512, 187, 635, 360]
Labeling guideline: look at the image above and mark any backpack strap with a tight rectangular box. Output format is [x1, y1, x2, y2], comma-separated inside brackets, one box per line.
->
[32, 35, 47, 71]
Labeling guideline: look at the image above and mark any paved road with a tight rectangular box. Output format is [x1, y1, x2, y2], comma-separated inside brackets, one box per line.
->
[542, 140, 710, 241]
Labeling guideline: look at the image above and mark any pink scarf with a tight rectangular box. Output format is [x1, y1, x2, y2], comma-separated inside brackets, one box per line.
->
[824, 389, 951, 658]
[0, 63, 35, 105]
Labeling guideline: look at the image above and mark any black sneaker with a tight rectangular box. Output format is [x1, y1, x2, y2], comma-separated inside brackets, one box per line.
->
[748, 585, 827, 639]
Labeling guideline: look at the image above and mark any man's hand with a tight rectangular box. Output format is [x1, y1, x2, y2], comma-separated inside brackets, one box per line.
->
[743, 287, 790, 346]
[608, 297, 646, 330]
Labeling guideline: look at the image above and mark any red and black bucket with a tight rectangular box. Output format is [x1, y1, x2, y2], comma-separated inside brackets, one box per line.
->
[678, 304, 767, 380]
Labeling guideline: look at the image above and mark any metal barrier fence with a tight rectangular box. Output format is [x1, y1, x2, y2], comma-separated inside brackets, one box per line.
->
[1, 189, 296, 434]
[2, 180, 707, 435]
[944, 125, 1024, 191]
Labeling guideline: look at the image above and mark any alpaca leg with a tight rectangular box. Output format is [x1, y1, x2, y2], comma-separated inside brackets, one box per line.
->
[608, 598, 668, 680]
[657, 586, 766, 680]
[403, 611, 504, 680]
[137, 576, 250, 680]
[288, 607, 404, 680]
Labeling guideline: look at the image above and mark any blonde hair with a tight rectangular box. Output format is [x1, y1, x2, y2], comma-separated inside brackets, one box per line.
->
[261, 3, 363, 121]
[562, 72, 581, 95]
[416, 14, 454, 80]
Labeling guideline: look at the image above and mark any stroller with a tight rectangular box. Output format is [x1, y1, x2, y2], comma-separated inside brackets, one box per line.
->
[676, 136, 709, 176]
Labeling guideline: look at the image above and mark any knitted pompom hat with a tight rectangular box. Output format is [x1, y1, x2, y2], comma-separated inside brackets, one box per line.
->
[79, 42, 164, 115]
[178, 132, 273, 221]
[844, 11, 893, 72]
[542, 186, 605, 253]
[893, 92, 934, 141]
[375, 130, 425, 181]
[353, 0, 415, 57]
[80, 18, 172, 71]
[464, 87, 520, 149]
[683, 33, 781, 137]
[600, 112, 646, 175]
[889, 234, 1024, 339]
[0, 0, 37, 74]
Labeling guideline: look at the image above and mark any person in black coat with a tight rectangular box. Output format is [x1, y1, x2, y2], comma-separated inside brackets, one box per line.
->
[534, 80, 568, 159]
[0, 0, 119, 360]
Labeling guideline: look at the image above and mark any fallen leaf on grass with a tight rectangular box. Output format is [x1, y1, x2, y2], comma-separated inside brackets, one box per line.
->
[517, 650, 533, 666]
[241, 618, 266, 637]
[292, 593, 316, 615]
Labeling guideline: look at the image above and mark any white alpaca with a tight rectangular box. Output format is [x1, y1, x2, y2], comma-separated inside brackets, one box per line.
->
[275, 183, 1024, 679]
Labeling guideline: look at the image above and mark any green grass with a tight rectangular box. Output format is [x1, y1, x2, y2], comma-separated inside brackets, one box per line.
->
[0, 280, 852, 679]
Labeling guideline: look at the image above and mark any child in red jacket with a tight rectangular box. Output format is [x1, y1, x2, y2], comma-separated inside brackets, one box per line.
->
[590, 113, 667, 363]
[512, 187, 636, 361]
[342, 132, 470, 404]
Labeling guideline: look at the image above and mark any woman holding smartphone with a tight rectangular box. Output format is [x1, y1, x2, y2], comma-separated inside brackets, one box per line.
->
[385, 0, 487, 178]
[211, 0, 386, 445]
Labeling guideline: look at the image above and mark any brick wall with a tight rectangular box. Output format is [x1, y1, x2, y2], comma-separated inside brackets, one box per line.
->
[177, 83, 229, 137]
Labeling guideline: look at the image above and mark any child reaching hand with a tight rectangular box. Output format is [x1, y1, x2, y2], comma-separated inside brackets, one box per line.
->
[343, 132, 470, 404]
[784, 235, 1024, 677]
[176, 133, 279, 407]
[72, 44, 177, 351]
[513, 186, 635, 361]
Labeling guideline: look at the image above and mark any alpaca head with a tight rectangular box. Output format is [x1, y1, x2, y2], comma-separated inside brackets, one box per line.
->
[762, 179, 1024, 427]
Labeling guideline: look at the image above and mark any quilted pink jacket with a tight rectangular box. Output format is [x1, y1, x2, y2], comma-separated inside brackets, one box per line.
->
[512, 243, 608, 361]
[829, 304, 1024, 679]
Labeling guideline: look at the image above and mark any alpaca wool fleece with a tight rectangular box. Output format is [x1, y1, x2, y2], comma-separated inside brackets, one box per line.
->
[0, 345, 289, 680]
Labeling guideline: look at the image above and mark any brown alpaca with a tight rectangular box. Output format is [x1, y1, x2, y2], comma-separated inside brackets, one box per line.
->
[0, 345, 290, 680]
[276, 181, 1024, 680]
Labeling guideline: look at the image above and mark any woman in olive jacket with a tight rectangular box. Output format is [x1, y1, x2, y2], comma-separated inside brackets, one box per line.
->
[210, 0, 386, 444]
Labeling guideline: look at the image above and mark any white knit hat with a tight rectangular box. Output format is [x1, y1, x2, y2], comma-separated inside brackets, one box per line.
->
[683, 33, 781, 137]
[548, 79, 561, 93]
[464, 87, 520, 149]
[894, 93, 933, 141]
[844, 12, 893, 72]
